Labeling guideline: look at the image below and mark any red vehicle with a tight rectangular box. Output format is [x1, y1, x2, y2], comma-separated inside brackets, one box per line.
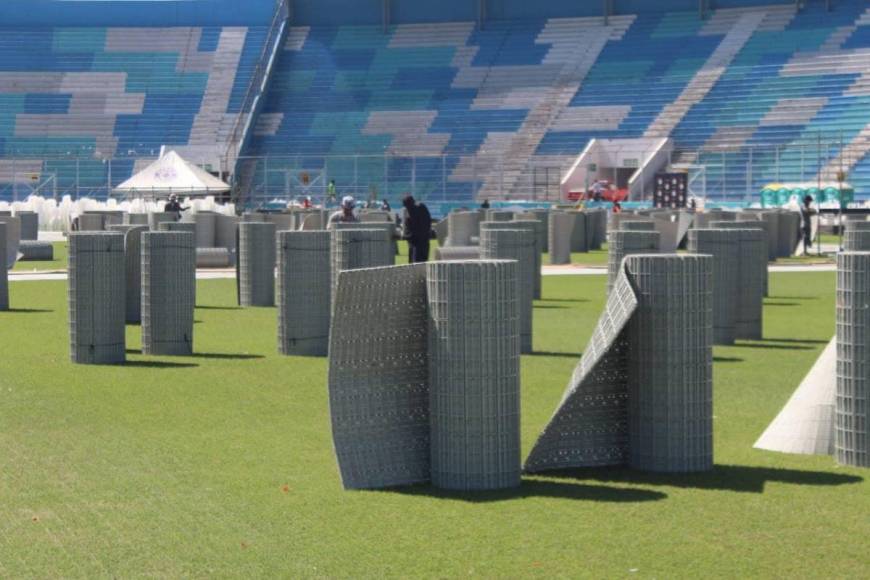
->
[566, 180, 629, 203]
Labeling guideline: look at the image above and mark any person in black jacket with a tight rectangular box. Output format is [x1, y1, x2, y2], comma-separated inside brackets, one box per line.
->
[402, 195, 432, 263]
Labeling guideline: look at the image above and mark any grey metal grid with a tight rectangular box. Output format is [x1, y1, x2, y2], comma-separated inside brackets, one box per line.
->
[483, 220, 542, 300]
[516, 209, 550, 252]
[196, 248, 233, 268]
[709, 225, 765, 340]
[756, 211, 781, 261]
[754, 337, 836, 456]
[108, 224, 148, 324]
[16, 211, 38, 241]
[843, 230, 870, 251]
[333, 221, 398, 255]
[625, 254, 714, 473]
[215, 214, 240, 253]
[18, 240, 53, 261]
[480, 229, 535, 354]
[77, 214, 106, 231]
[620, 220, 656, 232]
[330, 228, 394, 304]
[158, 222, 196, 235]
[446, 211, 481, 247]
[485, 210, 514, 222]
[68, 232, 126, 364]
[568, 211, 588, 253]
[524, 265, 639, 472]
[775, 210, 801, 258]
[328, 264, 430, 489]
[125, 213, 149, 226]
[688, 229, 740, 345]
[511, 218, 544, 299]
[239, 222, 277, 307]
[0, 224, 6, 310]
[433, 218, 448, 246]
[434, 246, 480, 261]
[193, 212, 217, 248]
[277, 231, 332, 357]
[0, 215, 21, 269]
[427, 260, 522, 490]
[712, 220, 770, 296]
[835, 252, 870, 467]
[549, 212, 574, 265]
[589, 209, 607, 250]
[148, 212, 176, 231]
[692, 210, 735, 230]
[606, 230, 660, 294]
[845, 221, 870, 232]
[141, 232, 196, 356]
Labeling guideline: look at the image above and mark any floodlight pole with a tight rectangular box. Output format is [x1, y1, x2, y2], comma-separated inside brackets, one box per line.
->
[478, 0, 486, 30]
[382, 0, 389, 33]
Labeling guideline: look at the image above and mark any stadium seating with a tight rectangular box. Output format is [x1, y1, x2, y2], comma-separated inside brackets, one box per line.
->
[0, 26, 268, 200]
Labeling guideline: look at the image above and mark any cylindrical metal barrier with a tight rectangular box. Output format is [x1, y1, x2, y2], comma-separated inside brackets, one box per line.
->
[68, 232, 126, 364]
[625, 254, 713, 473]
[193, 212, 217, 248]
[548, 212, 574, 265]
[688, 229, 740, 345]
[141, 232, 196, 356]
[480, 228, 535, 354]
[427, 260, 521, 490]
[835, 252, 870, 468]
[331, 228, 393, 303]
[108, 224, 147, 324]
[239, 222, 277, 307]
[277, 231, 332, 357]
[607, 230, 660, 294]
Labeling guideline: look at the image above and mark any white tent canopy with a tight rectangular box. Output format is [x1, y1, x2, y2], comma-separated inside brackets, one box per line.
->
[114, 150, 230, 199]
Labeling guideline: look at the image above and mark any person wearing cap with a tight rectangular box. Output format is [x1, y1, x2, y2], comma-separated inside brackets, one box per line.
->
[402, 194, 432, 263]
[327, 195, 360, 228]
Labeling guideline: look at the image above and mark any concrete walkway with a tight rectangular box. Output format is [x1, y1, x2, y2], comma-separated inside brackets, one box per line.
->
[9, 262, 836, 283]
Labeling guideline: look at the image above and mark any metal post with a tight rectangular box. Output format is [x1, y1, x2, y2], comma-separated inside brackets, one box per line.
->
[442, 155, 447, 201]
[76, 158, 80, 201]
[747, 146, 753, 204]
[472, 155, 477, 203]
[411, 156, 416, 198]
[354, 155, 359, 198]
[382, 0, 389, 34]
[11, 157, 16, 202]
[263, 156, 269, 209]
[478, 0, 486, 30]
[383, 154, 388, 201]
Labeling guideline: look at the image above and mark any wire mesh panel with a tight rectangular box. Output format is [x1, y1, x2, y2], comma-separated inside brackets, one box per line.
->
[482, 220, 540, 301]
[427, 260, 521, 491]
[277, 231, 331, 357]
[620, 220, 657, 232]
[215, 214, 240, 255]
[328, 264, 430, 489]
[239, 222, 277, 307]
[524, 266, 639, 473]
[141, 232, 196, 356]
[518, 209, 550, 253]
[688, 229, 740, 345]
[0, 216, 21, 269]
[479, 229, 535, 354]
[775, 210, 801, 258]
[486, 210, 513, 222]
[843, 230, 870, 251]
[754, 337, 836, 456]
[330, 228, 394, 304]
[148, 212, 176, 231]
[710, 225, 765, 340]
[512, 218, 544, 299]
[625, 254, 714, 473]
[569, 211, 588, 253]
[191, 213, 217, 248]
[607, 231, 660, 294]
[107, 225, 147, 324]
[196, 248, 233, 268]
[77, 214, 106, 231]
[159, 222, 196, 234]
[0, 224, 7, 311]
[435, 246, 480, 260]
[68, 232, 126, 364]
[18, 241, 54, 261]
[548, 212, 574, 265]
[717, 220, 770, 296]
[126, 213, 149, 226]
[836, 252, 870, 468]
[757, 211, 781, 261]
[446, 211, 481, 247]
[16, 212, 38, 241]
[845, 221, 870, 232]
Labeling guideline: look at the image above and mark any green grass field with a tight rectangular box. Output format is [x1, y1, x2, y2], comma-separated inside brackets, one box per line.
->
[0, 271, 866, 577]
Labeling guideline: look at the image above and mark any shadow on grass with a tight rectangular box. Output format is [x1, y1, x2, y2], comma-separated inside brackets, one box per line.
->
[768, 296, 818, 301]
[384, 478, 666, 503]
[534, 305, 570, 310]
[713, 356, 744, 363]
[189, 352, 264, 361]
[735, 342, 815, 351]
[544, 464, 863, 494]
[195, 305, 241, 311]
[5, 308, 54, 314]
[764, 302, 799, 307]
[760, 337, 829, 345]
[530, 351, 582, 359]
[123, 360, 199, 369]
[538, 298, 589, 304]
